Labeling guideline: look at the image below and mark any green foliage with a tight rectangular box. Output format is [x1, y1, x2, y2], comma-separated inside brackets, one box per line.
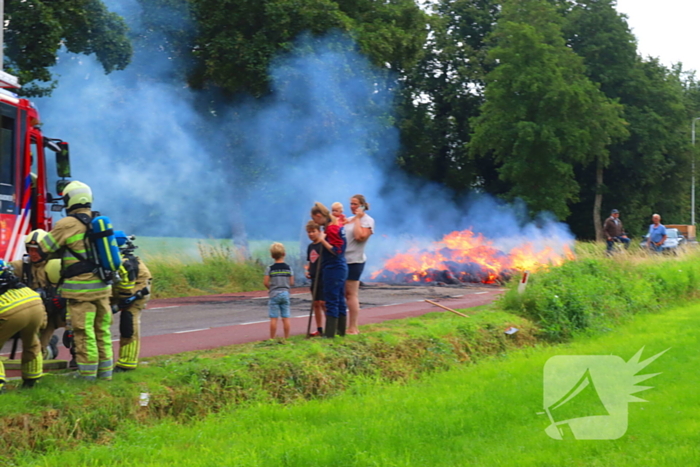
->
[4, 0, 132, 96]
[396, 0, 501, 192]
[187, 0, 428, 96]
[562, 0, 692, 237]
[147, 243, 266, 298]
[469, 0, 628, 219]
[503, 254, 700, 341]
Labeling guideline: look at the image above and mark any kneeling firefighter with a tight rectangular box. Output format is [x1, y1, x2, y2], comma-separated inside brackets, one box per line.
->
[11, 230, 64, 361]
[0, 260, 46, 391]
[38, 181, 114, 380]
[111, 232, 152, 372]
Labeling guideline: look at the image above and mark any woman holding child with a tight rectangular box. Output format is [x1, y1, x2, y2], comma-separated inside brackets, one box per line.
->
[310, 202, 348, 338]
[344, 194, 374, 335]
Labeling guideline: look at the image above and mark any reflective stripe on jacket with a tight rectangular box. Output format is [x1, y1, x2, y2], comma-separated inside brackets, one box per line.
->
[0, 287, 41, 314]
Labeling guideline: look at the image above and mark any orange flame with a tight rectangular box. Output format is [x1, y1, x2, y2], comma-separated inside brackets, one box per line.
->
[371, 229, 574, 284]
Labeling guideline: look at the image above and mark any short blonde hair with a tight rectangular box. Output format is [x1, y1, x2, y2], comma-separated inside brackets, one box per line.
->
[331, 202, 343, 212]
[305, 220, 320, 232]
[270, 242, 286, 260]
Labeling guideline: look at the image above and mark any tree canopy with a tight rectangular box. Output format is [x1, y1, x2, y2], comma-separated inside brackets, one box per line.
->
[4, 0, 133, 96]
[190, 0, 428, 96]
[469, 0, 628, 219]
[12, 0, 699, 239]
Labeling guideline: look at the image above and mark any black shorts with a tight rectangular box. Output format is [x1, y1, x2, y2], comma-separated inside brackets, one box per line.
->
[347, 262, 365, 281]
[310, 279, 324, 301]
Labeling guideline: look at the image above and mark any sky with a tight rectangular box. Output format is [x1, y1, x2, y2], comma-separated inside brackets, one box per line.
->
[616, 0, 700, 73]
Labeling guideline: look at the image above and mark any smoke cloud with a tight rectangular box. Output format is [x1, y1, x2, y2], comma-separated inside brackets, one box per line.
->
[35, 1, 574, 270]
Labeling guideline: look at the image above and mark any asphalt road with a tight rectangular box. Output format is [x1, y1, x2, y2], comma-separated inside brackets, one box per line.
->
[1, 283, 504, 360]
[138, 283, 497, 336]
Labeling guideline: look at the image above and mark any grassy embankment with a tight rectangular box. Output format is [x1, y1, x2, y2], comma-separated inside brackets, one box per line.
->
[3, 245, 700, 464]
[136, 237, 302, 298]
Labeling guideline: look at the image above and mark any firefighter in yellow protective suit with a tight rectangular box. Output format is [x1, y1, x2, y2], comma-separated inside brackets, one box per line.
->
[0, 259, 46, 391]
[11, 231, 63, 361]
[111, 232, 151, 372]
[38, 181, 114, 381]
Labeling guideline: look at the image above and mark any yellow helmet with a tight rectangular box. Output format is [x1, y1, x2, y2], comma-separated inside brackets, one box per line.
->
[25, 229, 48, 262]
[62, 180, 92, 211]
[25, 229, 48, 248]
[45, 259, 62, 285]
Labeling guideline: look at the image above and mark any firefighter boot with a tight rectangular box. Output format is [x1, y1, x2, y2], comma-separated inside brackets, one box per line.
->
[324, 317, 338, 339]
[337, 314, 347, 337]
[22, 379, 37, 389]
[69, 345, 78, 370]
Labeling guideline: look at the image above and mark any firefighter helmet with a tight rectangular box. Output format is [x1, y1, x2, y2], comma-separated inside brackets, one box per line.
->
[62, 180, 93, 211]
[45, 259, 62, 285]
[0, 259, 11, 284]
[25, 229, 49, 262]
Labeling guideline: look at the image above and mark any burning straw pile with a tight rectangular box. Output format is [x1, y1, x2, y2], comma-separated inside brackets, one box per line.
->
[371, 229, 574, 285]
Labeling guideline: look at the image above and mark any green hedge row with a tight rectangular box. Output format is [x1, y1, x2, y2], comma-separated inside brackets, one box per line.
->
[501, 254, 700, 341]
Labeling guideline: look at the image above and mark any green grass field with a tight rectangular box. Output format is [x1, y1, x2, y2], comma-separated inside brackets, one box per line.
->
[132, 237, 302, 298]
[136, 237, 301, 263]
[16, 300, 700, 466]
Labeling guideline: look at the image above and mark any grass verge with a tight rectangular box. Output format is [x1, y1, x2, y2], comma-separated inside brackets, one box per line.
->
[502, 248, 700, 341]
[16, 299, 700, 466]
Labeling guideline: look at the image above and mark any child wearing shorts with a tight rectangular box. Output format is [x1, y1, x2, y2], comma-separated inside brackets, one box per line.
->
[264, 243, 294, 339]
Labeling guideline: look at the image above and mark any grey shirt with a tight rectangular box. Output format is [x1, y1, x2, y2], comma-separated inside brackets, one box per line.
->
[266, 262, 294, 297]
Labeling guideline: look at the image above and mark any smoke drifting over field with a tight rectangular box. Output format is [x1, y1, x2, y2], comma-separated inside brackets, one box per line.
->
[36, 0, 574, 267]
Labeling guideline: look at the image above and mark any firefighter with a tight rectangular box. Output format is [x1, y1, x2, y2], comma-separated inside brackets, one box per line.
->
[10, 231, 63, 361]
[112, 232, 152, 372]
[38, 181, 114, 381]
[0, 259, 46, 391]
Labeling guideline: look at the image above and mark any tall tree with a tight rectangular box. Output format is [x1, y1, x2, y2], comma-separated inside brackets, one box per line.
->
[4, 0, 132, 96]
[560, 0, 636, 239]
[396, 0, 501, 193]
[562, 0, 690, 237]
[469, 0, 627, 219]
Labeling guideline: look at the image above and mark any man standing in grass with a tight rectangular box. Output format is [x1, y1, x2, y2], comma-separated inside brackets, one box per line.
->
[264, 243, 294, 340]
[647, 213, 667, 252]
[603, 209, 630, 253]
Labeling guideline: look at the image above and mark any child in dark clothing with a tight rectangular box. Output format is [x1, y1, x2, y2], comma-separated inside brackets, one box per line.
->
[310, 202, 348, 338]
[263, 243, 294, 339]
[305, 221, 326, 337]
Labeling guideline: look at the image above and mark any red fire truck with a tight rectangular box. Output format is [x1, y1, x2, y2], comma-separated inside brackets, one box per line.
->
[0, 71, 70, 261]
